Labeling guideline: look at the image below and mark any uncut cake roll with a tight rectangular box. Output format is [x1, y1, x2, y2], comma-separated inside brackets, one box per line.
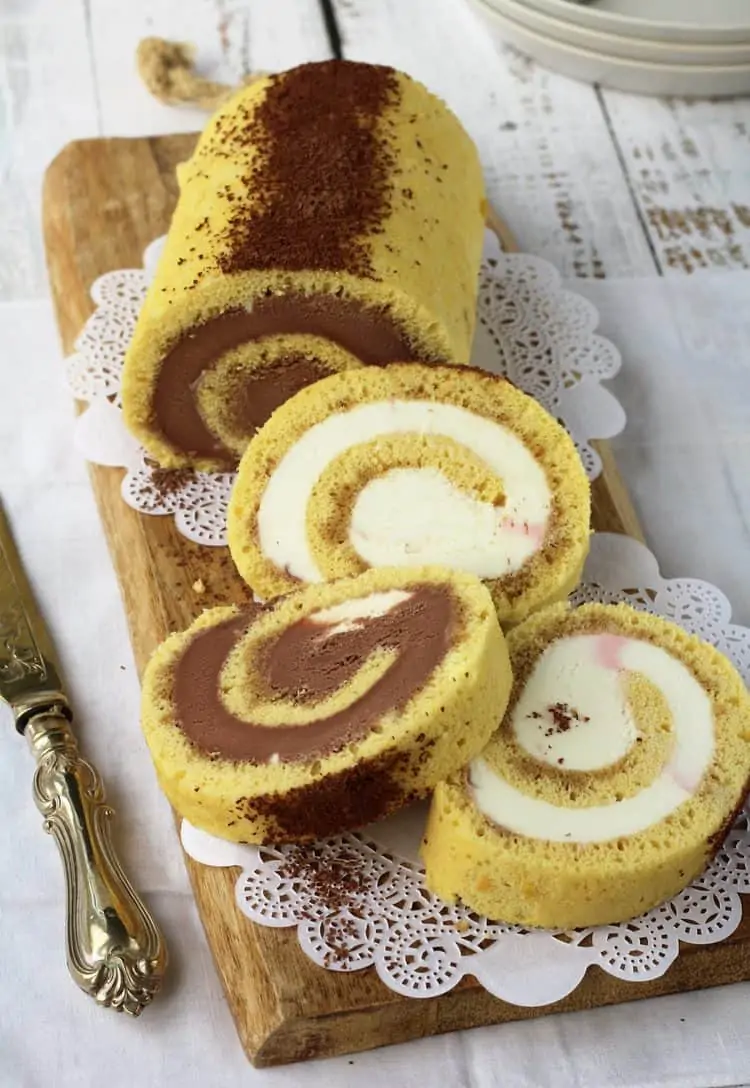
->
[422, 601, 750, 928]
[140, 565, 511, 843]
[228, 363, 591, 627]
[121, 60, 485, 469]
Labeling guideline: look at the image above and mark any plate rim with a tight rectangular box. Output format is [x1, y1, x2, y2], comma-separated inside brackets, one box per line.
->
[471, 0, 750, 75]
[503, 0, 750, 44]
[485, 0, 750, 59]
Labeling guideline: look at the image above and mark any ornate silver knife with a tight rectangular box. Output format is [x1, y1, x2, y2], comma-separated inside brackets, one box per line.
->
[0, 499, 167, 1014]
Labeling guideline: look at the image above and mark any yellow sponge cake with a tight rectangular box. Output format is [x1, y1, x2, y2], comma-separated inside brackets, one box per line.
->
[228, 363, 591, 627]
[422, 602, 750, 928]
[141, 565, 511, 843]
[121, 60, 485, 469]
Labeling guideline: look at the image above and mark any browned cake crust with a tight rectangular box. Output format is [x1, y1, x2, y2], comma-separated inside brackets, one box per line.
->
[140, 566, 512, 843]
[121, 61, 486, 469]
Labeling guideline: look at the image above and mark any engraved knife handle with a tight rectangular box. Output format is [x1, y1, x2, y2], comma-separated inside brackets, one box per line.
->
[25, 707, 167, 1015]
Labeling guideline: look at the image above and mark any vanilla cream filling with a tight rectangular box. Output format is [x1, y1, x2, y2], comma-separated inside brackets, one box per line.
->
[513, 634, 639, 771]
[350, 466, 542, 576]
[257, 400, 551, 582]
[470, 633, 714, 843]
[308, 589, 413, 637]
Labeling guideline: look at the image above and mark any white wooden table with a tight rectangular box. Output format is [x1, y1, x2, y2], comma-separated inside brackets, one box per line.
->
[8, 0, 750, 297]
[2, 2, 750, 1085]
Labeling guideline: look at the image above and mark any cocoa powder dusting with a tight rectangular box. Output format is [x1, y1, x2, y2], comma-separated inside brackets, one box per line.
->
[244, 749, 413, 839]
[277, 850, 367, 915]
[546, 701, 589, 734]
[217, 61, 399, 276]
[147, 464, 196, 500]
[528, 701, 590, 736]
[276, 850, 368, 963]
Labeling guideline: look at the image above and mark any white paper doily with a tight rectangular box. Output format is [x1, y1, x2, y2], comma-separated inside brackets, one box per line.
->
[65, 230, 625, 547]
[180, 533, 750, 1005]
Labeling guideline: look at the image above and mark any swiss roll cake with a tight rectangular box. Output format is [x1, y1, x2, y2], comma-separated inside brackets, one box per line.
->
[140, 566, 512, 843]
[422, 602, 750, 928]
[121, 60, 485, 469]
[228, 363, 591, 627]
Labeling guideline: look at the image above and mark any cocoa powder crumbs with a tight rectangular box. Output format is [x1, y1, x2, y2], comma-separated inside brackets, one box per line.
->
[322, 916, 360, 965]
[277, 849, 367, 916]
[147, 465, 195, 499]
[545, 701, 590, 734]
[527, 702, 589, 734]
[274, 851, 369, 964]
[215, 61, 400, 276]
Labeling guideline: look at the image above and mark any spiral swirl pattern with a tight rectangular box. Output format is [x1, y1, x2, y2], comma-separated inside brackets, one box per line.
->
[422, 602, 750, 928]
[120, 62, 486, 469]
[228, 363, 591, 625]
[140, 565, 511, 843]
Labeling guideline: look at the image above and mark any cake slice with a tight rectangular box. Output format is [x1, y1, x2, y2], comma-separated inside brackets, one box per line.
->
[141, 566, 511, 843]
[121, 60, 485, 469]
[228, 363, 591, 627]
[422, 601, 750, 928]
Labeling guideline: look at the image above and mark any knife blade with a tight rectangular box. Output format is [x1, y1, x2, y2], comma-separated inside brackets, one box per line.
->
[0, 502, 66, 725]
[0, 499, 167, 1014]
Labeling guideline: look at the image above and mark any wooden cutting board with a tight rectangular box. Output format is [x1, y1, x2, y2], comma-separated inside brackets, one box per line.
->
[43, 134, 750, 1067]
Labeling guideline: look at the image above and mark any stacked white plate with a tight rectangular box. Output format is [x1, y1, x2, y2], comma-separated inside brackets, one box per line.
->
[468, 0, 750, 96]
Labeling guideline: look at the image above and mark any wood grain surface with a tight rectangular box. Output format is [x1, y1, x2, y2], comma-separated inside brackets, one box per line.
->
[42, 133, 750, 1067]
[9, 0, 750, 304]
[330, 0, 750, 278]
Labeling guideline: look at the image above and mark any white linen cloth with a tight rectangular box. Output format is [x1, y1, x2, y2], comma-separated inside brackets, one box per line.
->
[1, 275, 749, 1087]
